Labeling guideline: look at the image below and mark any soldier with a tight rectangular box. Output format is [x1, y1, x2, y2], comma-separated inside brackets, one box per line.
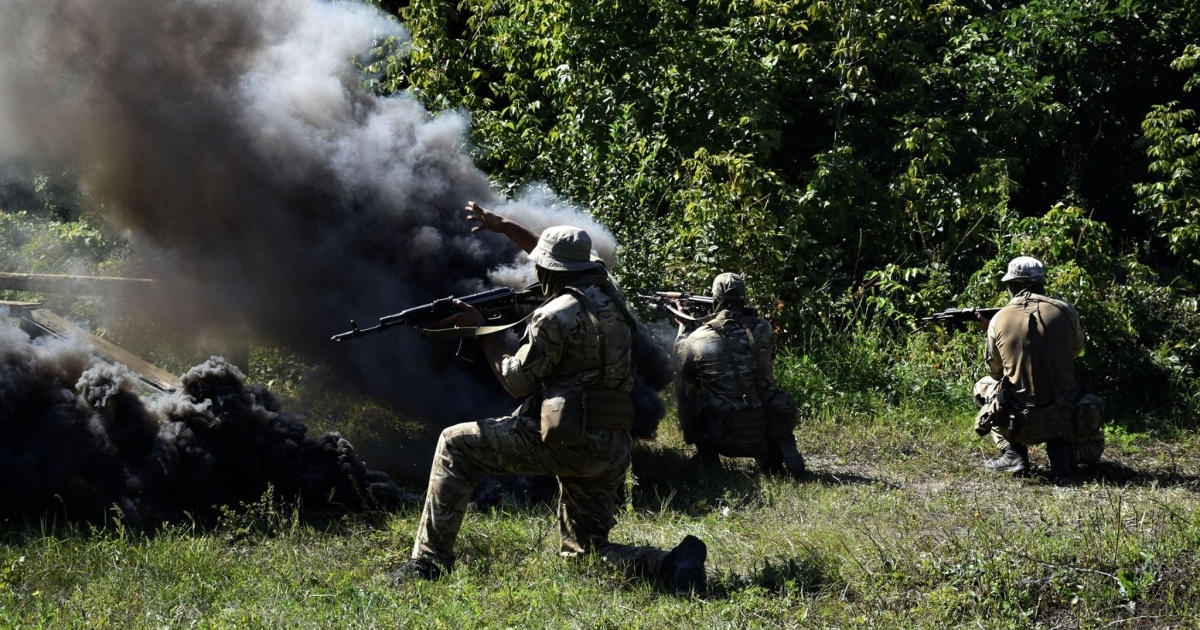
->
[672, 273, 804, 477]
[972, 256, 1105, 477]
[390, 202, 707, 592]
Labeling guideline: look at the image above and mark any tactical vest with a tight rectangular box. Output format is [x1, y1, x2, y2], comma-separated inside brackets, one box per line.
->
[538, 275, 636, 445]
[695, 312, 796, 456]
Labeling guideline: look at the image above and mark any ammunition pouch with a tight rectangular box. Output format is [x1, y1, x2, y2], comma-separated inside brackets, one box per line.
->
[583, 388, 635, 432]
[1072, 392, 1104, 437]
[974, 401, 1016, 437]
[765, 389, 799, 440]
[700, 405, 770, 457]
[974, 379, 1020, 437]
[1014, 400, 1074, 445]
[539, 386, 632, 447]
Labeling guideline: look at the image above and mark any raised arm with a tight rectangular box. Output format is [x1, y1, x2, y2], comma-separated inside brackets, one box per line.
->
[464, 201, 541, 254]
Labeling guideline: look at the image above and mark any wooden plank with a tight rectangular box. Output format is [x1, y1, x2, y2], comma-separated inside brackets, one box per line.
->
[0, 272, 155, 295]
[1, 300, 41, 316]
[29, 309, 179, 392]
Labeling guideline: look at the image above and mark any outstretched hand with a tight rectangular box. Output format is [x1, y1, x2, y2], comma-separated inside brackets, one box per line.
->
[462, 200, 541, 254]
[464, 201, 505, 234]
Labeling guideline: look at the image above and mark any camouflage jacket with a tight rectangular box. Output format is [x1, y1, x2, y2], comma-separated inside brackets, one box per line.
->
[985, 290, 1084, 408]
[499, 281, 634, 398]
[675, 309, 778, 421]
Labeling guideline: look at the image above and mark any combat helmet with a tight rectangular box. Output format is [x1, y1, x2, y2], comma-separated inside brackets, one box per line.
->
[711, 272, 746, 300]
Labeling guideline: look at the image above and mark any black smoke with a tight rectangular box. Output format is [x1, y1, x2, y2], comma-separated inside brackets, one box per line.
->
[0, 0, 671, 474]
[0, 317, 414, 525]
[0, 0, 624, 419]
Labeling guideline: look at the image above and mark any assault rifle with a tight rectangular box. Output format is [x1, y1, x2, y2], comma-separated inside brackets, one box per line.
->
[636, 291, 716, 322]
[921, 306, 1002, 325]
[331, 286, 543, 342]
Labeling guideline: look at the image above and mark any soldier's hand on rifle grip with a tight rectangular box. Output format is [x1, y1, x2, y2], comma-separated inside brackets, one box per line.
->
[464, 201, 505, 234]
[974, 311, 992, 332]
[438, 299, 486, 328]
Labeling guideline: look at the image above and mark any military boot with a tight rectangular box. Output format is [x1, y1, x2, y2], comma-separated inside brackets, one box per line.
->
[1046, 438, 1075, 479]
[984, 443, 1029, 474]
[660, 535, 707, 593]
[387, 558, 445, 585]
[779, 442, 806, 479]
[694, 445, 721, 469]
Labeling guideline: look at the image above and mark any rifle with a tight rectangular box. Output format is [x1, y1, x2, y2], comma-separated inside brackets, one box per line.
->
[920, 306, 1001, 325]
[331, 285, 543, 342]
[636, 291, 716, 323]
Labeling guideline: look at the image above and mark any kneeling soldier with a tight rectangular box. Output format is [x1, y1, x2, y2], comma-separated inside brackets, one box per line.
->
[972, 256, 1105, 477]
[673, 273, 804, 478]
[392, 203, 707, 592]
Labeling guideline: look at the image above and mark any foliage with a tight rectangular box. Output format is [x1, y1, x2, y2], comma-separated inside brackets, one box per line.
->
[377, 0, 1200, 427]
[1135, 43, 1200, 274]
[0, 211, 126, 277]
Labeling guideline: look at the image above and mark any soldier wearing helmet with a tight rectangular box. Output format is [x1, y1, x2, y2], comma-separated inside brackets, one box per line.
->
[391, 202, 707, 593]
[972, 256, 1105, 477]
[672, 273, 804, 477]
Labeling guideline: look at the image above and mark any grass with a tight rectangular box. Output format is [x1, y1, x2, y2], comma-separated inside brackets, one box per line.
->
[2, 404, 1199, 628]
[3, 209, 1199, 626]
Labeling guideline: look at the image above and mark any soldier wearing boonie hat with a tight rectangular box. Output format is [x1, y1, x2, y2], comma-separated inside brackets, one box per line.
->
[391, 202, 708, 593]
[528, 226, 602, 298]
[971, 256, 1104, 478]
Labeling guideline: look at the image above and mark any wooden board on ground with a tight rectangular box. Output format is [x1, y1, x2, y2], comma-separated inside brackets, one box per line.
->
[2, 300, 41, 312]
[0, 272, 155, 295]
[29, 309, 179, 392]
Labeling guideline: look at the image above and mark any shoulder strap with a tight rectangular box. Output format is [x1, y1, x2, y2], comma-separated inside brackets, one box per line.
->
[712, 317, 762, 406]
[567, 272, 639, 369]
[562, 286, 608, 383]
[1028, 301, 1067, 407]
[738, 316, 773, 396]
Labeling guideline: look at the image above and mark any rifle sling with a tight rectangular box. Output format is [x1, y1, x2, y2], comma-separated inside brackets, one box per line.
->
[421, 312, 534, 338]
[665, 302, 713, 325]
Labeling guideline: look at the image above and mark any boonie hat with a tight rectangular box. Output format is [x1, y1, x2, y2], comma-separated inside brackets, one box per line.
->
[1001, 256, 1046, 282]
[529, 226, 596, 272]
[711, 272, 746, 300]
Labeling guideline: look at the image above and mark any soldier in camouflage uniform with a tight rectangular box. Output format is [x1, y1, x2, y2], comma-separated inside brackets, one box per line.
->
[391, 203, 707, 591]
[673, 273, 804, 477]
[972, 256, 1105, 477]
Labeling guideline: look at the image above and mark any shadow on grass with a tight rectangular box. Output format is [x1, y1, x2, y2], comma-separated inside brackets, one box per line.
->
[804, 468, 881, 488]
[629, 444, 764, 516]
[705, 551, 843, 602]
[628, 443, 884, 516]
[1027, 460, 1200, 488]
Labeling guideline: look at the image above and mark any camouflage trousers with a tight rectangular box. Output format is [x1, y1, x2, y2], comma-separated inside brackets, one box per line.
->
[973, 377, 1105, 465]
[412, 413, 670, 577]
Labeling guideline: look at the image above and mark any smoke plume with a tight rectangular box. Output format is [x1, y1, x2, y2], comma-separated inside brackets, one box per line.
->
[0, 314, 414, 525]
[0, 0, 661, 407]
[0, 0, 670, 501]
